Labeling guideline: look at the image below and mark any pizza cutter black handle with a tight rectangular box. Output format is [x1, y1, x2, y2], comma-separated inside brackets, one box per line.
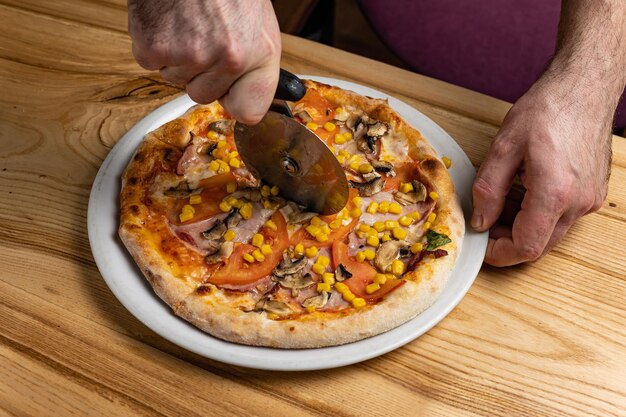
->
[275, 69, 306, 102]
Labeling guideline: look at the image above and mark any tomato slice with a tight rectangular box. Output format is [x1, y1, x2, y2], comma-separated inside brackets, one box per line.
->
[208, 211, 289, 286]
[331, 241, 404, 303]
[383, 162, 417, 192]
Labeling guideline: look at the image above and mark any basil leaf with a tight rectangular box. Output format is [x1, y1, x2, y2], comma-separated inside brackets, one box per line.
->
[425, 230, 451, 251]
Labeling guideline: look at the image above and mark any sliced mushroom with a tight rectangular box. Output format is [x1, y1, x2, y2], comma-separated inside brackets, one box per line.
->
[164, 182, 203, 198]
[374, 240, 407, 272]
[302, 291, 329, 309]
[274, 273, 314, 297]
[232, 188, 262, 203]
[335, 263, 353, 282]
[349, 177, 386, 197]
[205, 241, 234, 264]
[255, 297, 292, 315]
[197, 140, 218, 155]
[371, 160, 395, 177]
[362, 171, 381, 182]
[273, 253, 307, 277]
[333, 110, 349, 123]
[202, 219, 227, 241]
[393, 181, 427, 205]
[289, 211, 317, 224]
[292, 103, 314, 123]
[208, 120, 234, 135]
[367, 122, 388, 137]
[225, 210, 242, 228]
[346, 112, 367, 130]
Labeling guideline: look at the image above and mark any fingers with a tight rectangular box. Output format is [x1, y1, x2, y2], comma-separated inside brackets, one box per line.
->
[472, 133, 524, 232]
[185, 68, 239, 105]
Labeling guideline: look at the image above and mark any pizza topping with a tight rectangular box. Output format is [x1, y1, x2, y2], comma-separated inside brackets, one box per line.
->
[273, 272, 315, 297]
[302, 291, 329, 309]
[208, 119, 234, 135]
[334, 263, 353, 281]
[425, 230, 452, 251]
[373, 239, 408, 272]
[349, 177, 385, 197]
[370, 160, 395, 176]
[204, 240, 234, 264]
[254, 297, 293, 316]
[367, 122, 388, 138]
[393, 181, 428, 205]
[164, 181, 203, 198]
[273, 252, 307, 277]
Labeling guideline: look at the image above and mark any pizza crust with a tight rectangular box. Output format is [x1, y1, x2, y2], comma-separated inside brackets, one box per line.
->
[119, 80, 465, 348]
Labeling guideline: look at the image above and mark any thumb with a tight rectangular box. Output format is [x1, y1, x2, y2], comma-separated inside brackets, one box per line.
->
[471, 133, 523, 231]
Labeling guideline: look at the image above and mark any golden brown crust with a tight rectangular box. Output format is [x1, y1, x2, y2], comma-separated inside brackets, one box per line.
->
[119, 80, 465, 348]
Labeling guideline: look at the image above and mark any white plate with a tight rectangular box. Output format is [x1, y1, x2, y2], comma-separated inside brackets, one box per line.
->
[88, 76, 487, 371]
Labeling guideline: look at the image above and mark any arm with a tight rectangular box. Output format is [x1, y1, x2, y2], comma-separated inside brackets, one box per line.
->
[471, 0, 626, 266]
[127, 0, 282, 124]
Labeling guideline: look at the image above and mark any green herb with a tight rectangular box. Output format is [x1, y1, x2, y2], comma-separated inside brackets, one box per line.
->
[425, 230, 451, 251]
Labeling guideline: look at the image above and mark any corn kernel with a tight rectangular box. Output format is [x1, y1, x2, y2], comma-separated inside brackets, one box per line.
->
[409, 211, 422, 220]
[208, 160, 220, 172]
[430, 191, 440, 200]
[219, 201, 232, 212]
[216, 141, 228, 149]
[294, 243, 305, 258]
[400, 182, 414, 193]
[334, 133, 347, 144]
[410, 242, 423, 254]
[423, 222, 432, 230]
[368, 228, 379, 237]
[374, 273, 387, 285]
[224, 230, 236, 241]
[321, 224, 331, 235]
[334, 282, 348, 293]
[262, 199, 276, 210]
[243, 253, 255, 263]
[349, 207, 362, 218]
[378, 201, 390, 214]
[358, 223, 371, 233]
[322, 272, 335, 285]
[343, 291, 356, 302]
[427, 212, 437, 223]
[352, 196, 363, 207]
[317, 256, 330, 267]
[381, 233, 392, 242]
[391, 260, 405, 276]
[389, 202, 402, 214]
[306, 225, 321, 237]
[355, 251, 367, 263]
[349, 161, 361, 171]
[338, 149, 351, 157]
[228, 158, 241, 168]
[226, 181, 237, 193]
[329, 219, 342, 229]
[317, 283, 331, 292]
[306, 122, 319, 131]
[261, 185, 271, 197]
[228, 150, 239, 158]
[310, 216, 324, 227]
[305, 246, 318, 258]
[373, 221, 386, 232]
[358, 163, 373, 174]
[179, 211, 194, 222]
[264, 219, 277, 231]
[352, 298, 367, 308]
[392, 227, 407, 240]
[270, 185, 280, 196]
[316, 233, 329, 243]
[343, 132, 353, 140]
[240, 203, 253, 220]
[226, 196, 239, 207]
[188, 194, 202, 205]
[261, 244, 272, 256]
[207, 130, 219, 140]
[385, 220, 399, 230]
[306, 305, 317, 313]
[324, 122, 336, 132]
[363, 249, 376, 260]
[252, 233, 264, 247]
[336, 154, 346, 164]
[366, 283, 380, 294]
[252, 249, 265, 262]
[442, 156, 452, 168]
[217, 163, 230, 174]
[181, 204, 194, 213]
[366, 235, 380, 247]
[312, 263, 326, 275]
[399, 215, 413, 227]
[367, 201, 379, 214]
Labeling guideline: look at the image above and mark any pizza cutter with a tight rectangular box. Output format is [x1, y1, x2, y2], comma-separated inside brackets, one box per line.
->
[234, 69, 349, 214]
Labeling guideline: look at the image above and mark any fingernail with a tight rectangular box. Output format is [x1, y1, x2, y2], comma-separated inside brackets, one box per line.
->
[471, 213, 483, 230]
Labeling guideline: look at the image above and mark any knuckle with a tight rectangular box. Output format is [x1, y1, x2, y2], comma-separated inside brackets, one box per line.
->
[221, 43, 247, 73]
[489, 135, 516, 159]
[186, 85, 212, 104]
[472, 176, 495, 200]
[518, 242, 543, 261]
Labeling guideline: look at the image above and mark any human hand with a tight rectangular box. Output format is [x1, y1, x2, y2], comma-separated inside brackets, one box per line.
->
[127, 0, 281, 124]
[471, 74, 613, 266]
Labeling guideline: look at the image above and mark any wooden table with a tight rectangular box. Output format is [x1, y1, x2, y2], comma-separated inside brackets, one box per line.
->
[2, 2, 625, 416]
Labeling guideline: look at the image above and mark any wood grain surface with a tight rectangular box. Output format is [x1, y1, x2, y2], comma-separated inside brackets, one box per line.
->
[1, 1, 625, 416]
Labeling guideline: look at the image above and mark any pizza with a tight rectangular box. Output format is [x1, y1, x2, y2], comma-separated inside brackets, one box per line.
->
[119, 80, 464, 348]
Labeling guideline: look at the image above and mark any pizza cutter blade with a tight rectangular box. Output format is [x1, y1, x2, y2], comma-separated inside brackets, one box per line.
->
[234, 70, 349, 215]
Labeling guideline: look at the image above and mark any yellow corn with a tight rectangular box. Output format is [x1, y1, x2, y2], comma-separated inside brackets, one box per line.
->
[355, 251, 367, 263]
[243, 253, 255, 263]
[216, 141, 228, 149]
[252, 249, 265, 262]
[252, 233, 264, 247]
[179, 211, 194, 222]
[226, 181, 237, 193]
[306, 122, 319, 131]
[228, 158, 241, 168]
[323, 122, 336, 132]
[317, 283, 331, 293]
[381, 233, 392, 242]
[358, 223, 371, 233]
[312, 263, 326, 275]
[352, 298, 367, 308]
[316, 233, 329, 243]
[226, 196, 239, 207]
[294, 243, 305, 258]
[358, 163, 373, 174]
[368, 228, 379, 237]
[261, 244, 272, 256]
[343, 132, 353, 140]
[261, 185, 271, 197]
[378, 201, 390, 214]
[366, 283, 380, 294]
[391, 260, 405, 276]
[343, 291, 356, 302]
[306, 305, 317, 313]
[409, 211, 422, 220]
[423, 222, 431, 230]
[392, 227, 407, 240]
[305, 246, 318, 258]
[264, 219, 277, 231]
[334, 133, 347, 145]
[329, 219, 342, 229]
[442, 156, 452, 168]
[334, 282, 348, 293]
[363, 249, 376, 260]
[310, 216, 324, 227]
[338, 149, 351, 158]
[336, 154, 347, 164]
[352, 196, 363, 207]
[374, 273, 387, 285]
[321, 224, 331, 235]
[217, 162, 230, 174]
[429, 191, 440, 200]
[270, 185, 280, 196]
[240, 203, 253, 220]
[317, 256, 330, 267]
[385, 220, 399, 230]
[410, 242, 423, 254]
[373, 221, 385, 232]
[349, 161, 361, 171]
[389, 202, 403, 215]
[224, 230, 236, 241]
[400, 182, 414, 193]
[208, 160, 220, 172]
[349, 207, 362, 218]
[306, 225, 321, 237]
[399, 215, 413, 227]
[219, 201, 232, 212]
[427, 212, 437, 223]
[367, 201, 379, 214]
[322, 272, 335, 285]
[366, 235, 380, 247]
[189, 195, 202, 205]
[207, 130, 219, 140]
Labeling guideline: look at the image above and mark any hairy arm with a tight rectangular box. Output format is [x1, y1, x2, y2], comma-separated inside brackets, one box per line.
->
[471, 0, 626, 266]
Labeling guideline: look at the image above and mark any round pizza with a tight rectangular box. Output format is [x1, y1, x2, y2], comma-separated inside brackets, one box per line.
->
[119, 80, 464, 348]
